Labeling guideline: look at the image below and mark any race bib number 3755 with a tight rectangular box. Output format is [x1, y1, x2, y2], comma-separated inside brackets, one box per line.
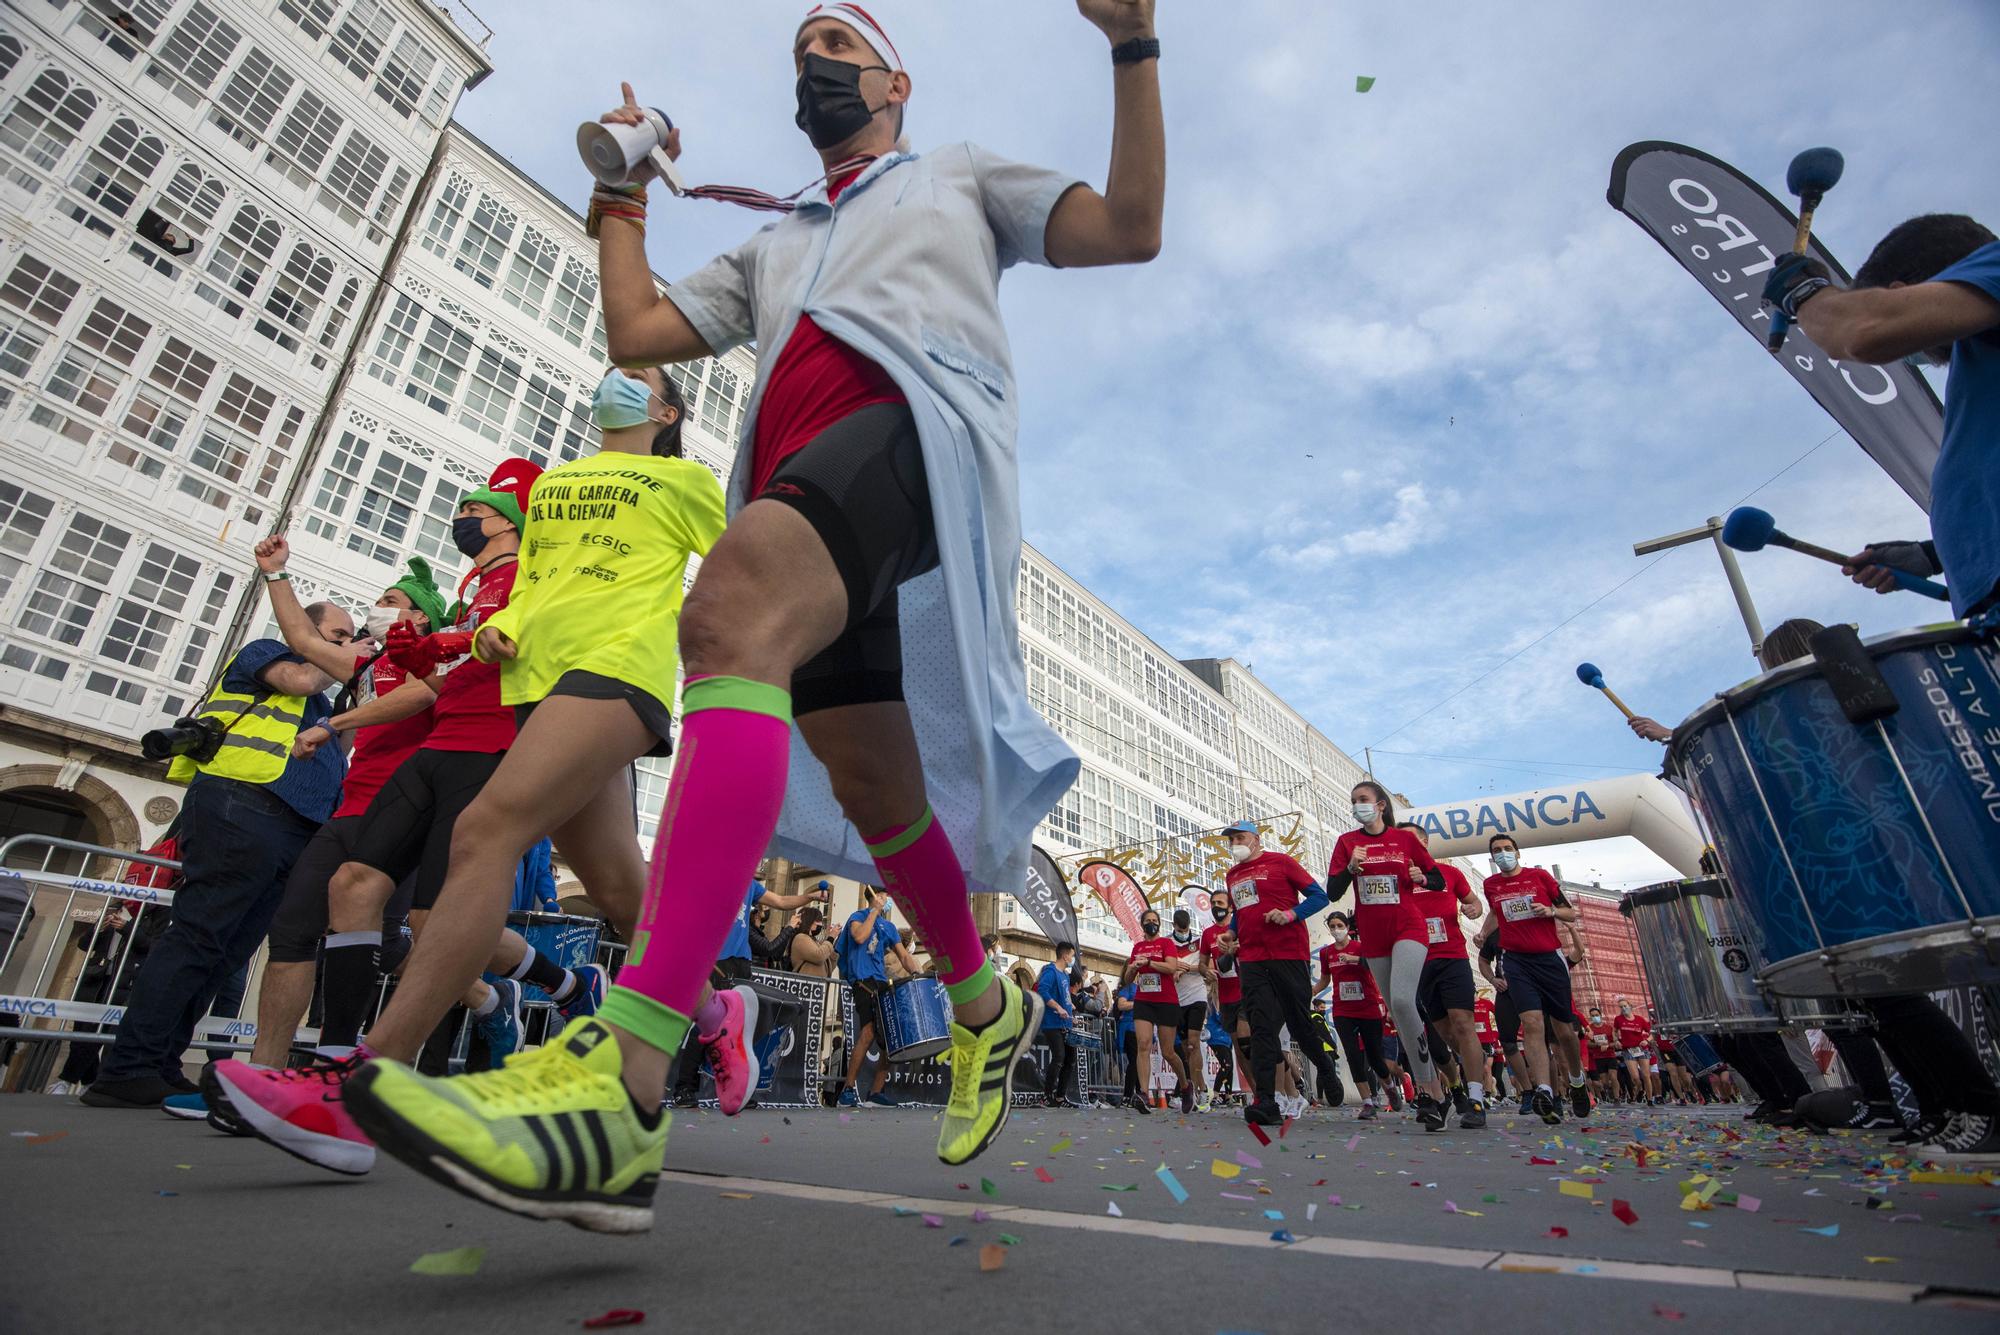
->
[1358, 875, 1399, 906]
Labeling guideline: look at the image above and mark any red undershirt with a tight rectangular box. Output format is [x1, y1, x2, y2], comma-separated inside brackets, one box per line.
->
[747, 167, 907, 498]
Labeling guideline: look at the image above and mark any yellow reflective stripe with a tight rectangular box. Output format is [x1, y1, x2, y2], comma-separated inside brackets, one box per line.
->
[216, 734, 290, 759]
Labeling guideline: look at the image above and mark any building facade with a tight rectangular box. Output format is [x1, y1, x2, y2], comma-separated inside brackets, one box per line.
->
[1564, 880, 1654, 1016]
[0, 0, 490, 864]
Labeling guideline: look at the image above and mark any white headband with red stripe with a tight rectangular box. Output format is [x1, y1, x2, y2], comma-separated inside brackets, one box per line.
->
[799, 2, 903, 72]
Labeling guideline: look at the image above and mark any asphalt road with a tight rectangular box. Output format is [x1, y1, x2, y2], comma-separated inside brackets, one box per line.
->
[6, 1093, 1998, 1333]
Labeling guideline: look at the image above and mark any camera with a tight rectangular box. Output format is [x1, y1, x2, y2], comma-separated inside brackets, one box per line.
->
[140, 715, 228, 764]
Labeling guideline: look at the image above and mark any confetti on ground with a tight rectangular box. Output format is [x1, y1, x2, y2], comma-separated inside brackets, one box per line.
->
[1865, 1257, 1898, 1264]
[1345, 1135, 1362, 1151]
[1049, 1138, 1072, 1155]
[980, 1178, 998, 1196]
[1558, 1180, 1594, 1200]
[1221, 1192, 1255, 1201]
[1034, 1167, 1055, 1184]
[175, 1164, 192, 1170]
[582, 1312, 645, 1329]
[972, 1210, 992, 1223]
[1248, 1123, 1272, 1146]
[26, 1133, 70, 1146]
[1307, 1204, 1319, 1222]
[1545, 1226, 1569, 1239]
[9, 1131, 40, 1137]
[1211, 1159, 1242, 1179]
[998, 1234, 1021, 1245]
[979, 1244, 1006, 1273]
[719, 1192, 753, 1200]
[1263, 1209, 1284, 1220]
[1355, 75, 1375, 92]
[893, 1207, 916, 1217]
[409, 1246, 485, 1276]
[758, 1136, 769, 1144]
[1531, 1155, 1558, 1165]
[1107, 1202, 1122, 1217]
[1270, 1229, 1296, 1244]
[1653, 1304, 1685, 1321]
[1734, 1194, 1761, 1213]
[1799, 1225, 1840, 1237]
[156, 1191, 177, 1197]
[1910, 1171, 1994, 1185]
[922, 1214, 943, 1228]
[1102, 1184, 1138, 1192]
[1155, 1164, 1189, 1204]
[949, 1236, 968, 1246]
[1612, 1199, 1638, 1226]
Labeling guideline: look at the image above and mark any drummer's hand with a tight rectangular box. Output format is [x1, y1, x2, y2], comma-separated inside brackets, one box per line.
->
[1627, 715, 1671, 743]
[1843, 540, 1938, 594]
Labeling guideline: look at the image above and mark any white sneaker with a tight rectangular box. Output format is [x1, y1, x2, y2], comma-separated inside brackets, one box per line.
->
[1195, 1092, 1213, 1113]
[46, 1080, 76, 1096]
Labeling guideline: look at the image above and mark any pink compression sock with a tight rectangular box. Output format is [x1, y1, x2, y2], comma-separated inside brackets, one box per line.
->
[866, 805, 994, 1005]
[599, 676, 791, 1053]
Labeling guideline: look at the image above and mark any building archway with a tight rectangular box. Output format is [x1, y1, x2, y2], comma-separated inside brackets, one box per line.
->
[0, 765, 141, 874]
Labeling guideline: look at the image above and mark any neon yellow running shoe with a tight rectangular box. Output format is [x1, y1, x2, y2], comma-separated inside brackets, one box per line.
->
[343, 1017, 669, 1234]
[936, 973, 1043, 1166]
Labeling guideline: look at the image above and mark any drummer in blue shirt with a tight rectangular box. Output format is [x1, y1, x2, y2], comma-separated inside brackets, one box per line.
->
[1764, 214, 2000, 619]
[1035, 943, 1078, 1109]
[835, 887, 921, 1108]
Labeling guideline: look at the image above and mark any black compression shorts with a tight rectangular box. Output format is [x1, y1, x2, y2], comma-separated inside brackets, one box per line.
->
[266, 816, 421, 963]
[1416, 956, 1476, 1020]
[515, 670, 673, 758]
[345, 749, 506, 910]
[758, 402, 939, 718]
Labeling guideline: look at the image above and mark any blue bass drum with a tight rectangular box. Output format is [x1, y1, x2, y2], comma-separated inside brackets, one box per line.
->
[504, 911, 603, 1006]
[1669, 625, 2000, 997]
[1671, 1031, 1725, 1078]
[877, 977, 954, 1063]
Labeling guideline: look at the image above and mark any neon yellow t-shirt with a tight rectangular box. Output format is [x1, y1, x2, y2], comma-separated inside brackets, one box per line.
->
[479, 452, 726, 710]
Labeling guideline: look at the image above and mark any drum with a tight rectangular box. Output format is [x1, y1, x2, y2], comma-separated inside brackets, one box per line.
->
[877, 977, 953, 1063]
[505, 911, 603, 1006]
[1671, 1031, 1725, 1077]
[1620, 882, 1707, 1034]
[1668, 625, 2000, 997]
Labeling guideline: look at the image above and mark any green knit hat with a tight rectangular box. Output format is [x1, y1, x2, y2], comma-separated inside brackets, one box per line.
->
[386, 556, 449, 631]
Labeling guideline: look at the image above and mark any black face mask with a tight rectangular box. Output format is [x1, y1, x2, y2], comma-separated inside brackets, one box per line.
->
[795, 52, 889, 150]
[1141, 920, 1160, 938]
[1213, 907, 1230, 923]
[452, 515, 491, 557]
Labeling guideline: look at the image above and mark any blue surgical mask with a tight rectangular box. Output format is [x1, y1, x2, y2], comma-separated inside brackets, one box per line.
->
[1352, 802, 1378, 824]
[1493, 851, 1520, 874]
[592, 371, 658, 430]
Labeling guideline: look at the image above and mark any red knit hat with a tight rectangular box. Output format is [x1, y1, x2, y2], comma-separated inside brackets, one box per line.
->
[461, 457, 542, 532]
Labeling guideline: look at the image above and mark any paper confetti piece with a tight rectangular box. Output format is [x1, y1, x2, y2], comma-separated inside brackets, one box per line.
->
[1558, 1180, 1594, 1200]
[1248, 1122, 1272, 1146]
[719, 1192, 753, 1200]
[1678, 1193, 1709, 1213]
[1545, 1226, 1568, 1239]
[1345, 1135, 1362, 1151]
[972, 1209, 992, 1223]
[1221, 1192, 1255, 1201]
[1530, 1155, 1558, 1165]
[980, 1178, 998, 1196]
[1155, 1164, 1189, 1204]
[949, 1236, 968, 1246]
[1237, 1150, 1264, 1169]
[979, 1244, 1006, 1272]
[1307, 1204, 1319, 1222]
[1264, 1209, 1285, 1221]
[839, 1113, 852, 1124]
[1864, 1256, 1897, 1264]
[893, 1207, 917, 1217]
[1481, 1194, 1500, 1203]
[1909, 1170, 1992, 1185]
[922, 1214, 943, 1229]
[1653, 1304, 1685, 1321]
[1612, 1199, 1638, 1226]
[175, 1163, 192, 1170]
[9, 1131, 41, 1137]
[1799, 1225, 1839, 1237]
[1211, 1159, 1242, 1179]
[1107, 1201, 1122, 1217]
[1049, 1137, 1072, 1155]
[1355, 75, 1375, 92]
[998, 1233, 1021, 1245]
[1102, 1184, 1138, 1192]
[1734, 1194, 1761, 1213]
[1034, 1167, 1054, 1184]
[582, 1312, 645, 1330]
[410, 1246, 485, 1276]
[156, 1191, 178, 1197]
[1270, 1229, 1296, 1244]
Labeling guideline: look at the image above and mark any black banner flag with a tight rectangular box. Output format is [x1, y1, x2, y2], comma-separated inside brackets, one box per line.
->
[1609, 141, 1942, 511]
[1013, 844, 1080, 947]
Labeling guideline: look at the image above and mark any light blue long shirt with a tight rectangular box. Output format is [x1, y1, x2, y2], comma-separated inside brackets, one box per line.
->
[667, 145, 1083, 896]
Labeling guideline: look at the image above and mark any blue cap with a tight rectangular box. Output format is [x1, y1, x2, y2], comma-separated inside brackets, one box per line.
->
[1222, 820, 1257, 834]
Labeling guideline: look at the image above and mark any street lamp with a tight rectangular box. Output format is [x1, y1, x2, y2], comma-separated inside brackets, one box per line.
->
[1633, 516, 1766, 661]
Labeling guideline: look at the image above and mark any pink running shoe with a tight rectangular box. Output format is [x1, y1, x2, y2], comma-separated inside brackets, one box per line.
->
[209, 1054, 375, 1175]
[701, 985, 761, 1116]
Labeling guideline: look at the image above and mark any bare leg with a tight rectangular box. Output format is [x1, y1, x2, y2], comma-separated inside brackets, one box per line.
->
[250, 961, 316, 1066]
[547, 764, 645, 941]
[1445, 1010, 1483, 1090]
[844, 1022, 877, 1089]
[1520, 1012, 1552, 1087]
[361, 698, 657, 1062]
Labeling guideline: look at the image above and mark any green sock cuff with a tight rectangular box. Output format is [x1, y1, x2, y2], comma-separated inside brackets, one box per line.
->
[601, 985, 693, 1055]
[944, 961, 996, 1007]
[863, 804, 935, 859]
[683, 675, 791, 724]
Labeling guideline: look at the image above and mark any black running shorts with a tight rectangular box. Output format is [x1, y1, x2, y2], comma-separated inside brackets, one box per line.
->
[345, 749, 506, 910]
[1416, 956, 1476, 1021]
[514, 669, 674, 758]
[757, 403, 938, 717]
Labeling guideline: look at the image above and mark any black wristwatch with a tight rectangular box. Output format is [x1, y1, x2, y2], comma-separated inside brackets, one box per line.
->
[1111, 36, 1161, 65]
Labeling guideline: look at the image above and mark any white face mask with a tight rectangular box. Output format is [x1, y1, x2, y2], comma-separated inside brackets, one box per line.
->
[1493, 851, 1520, 874]
[1229, 842, 1254, 863]
[364, 606, 408, 642]
[1352, 802, 1378, 824]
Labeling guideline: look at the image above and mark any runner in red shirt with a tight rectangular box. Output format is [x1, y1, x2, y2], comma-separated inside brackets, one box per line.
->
[1473, 993, 1504, 1100]
[1326, 782, 1447, 1129]
[1613, 999, 1661, 1103]
[241, 545, 448, 1073]
[1475, 833, 1586, 1124]
[1223, 820, 1339, 1127]
[1585, 1005, 1622, 1104]
[1121, 905, 1194, 1111]
[1399, 822, 1489, 1127]
[1199, 888, 1249, 1104]
[1317, 912, 1391, 1118]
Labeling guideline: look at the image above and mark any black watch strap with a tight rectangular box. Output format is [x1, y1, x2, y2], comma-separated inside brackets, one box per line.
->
[1111, 36, 1161, 65]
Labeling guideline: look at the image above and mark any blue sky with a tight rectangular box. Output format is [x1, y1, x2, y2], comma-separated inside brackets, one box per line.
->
[453, 0, 2000, 886]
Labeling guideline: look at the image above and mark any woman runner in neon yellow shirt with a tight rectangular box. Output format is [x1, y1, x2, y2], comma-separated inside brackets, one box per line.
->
[350, 365, 724, 1062]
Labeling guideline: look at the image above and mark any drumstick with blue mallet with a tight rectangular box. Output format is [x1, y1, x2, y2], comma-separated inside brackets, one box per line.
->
[1766, 147, 1844, 352]
[1574, 663, 1636, 720]
[1721, 507, 1949, 600]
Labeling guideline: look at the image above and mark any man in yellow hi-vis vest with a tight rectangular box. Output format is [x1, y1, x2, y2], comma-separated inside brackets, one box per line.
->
[84, 600, 358, 1109]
